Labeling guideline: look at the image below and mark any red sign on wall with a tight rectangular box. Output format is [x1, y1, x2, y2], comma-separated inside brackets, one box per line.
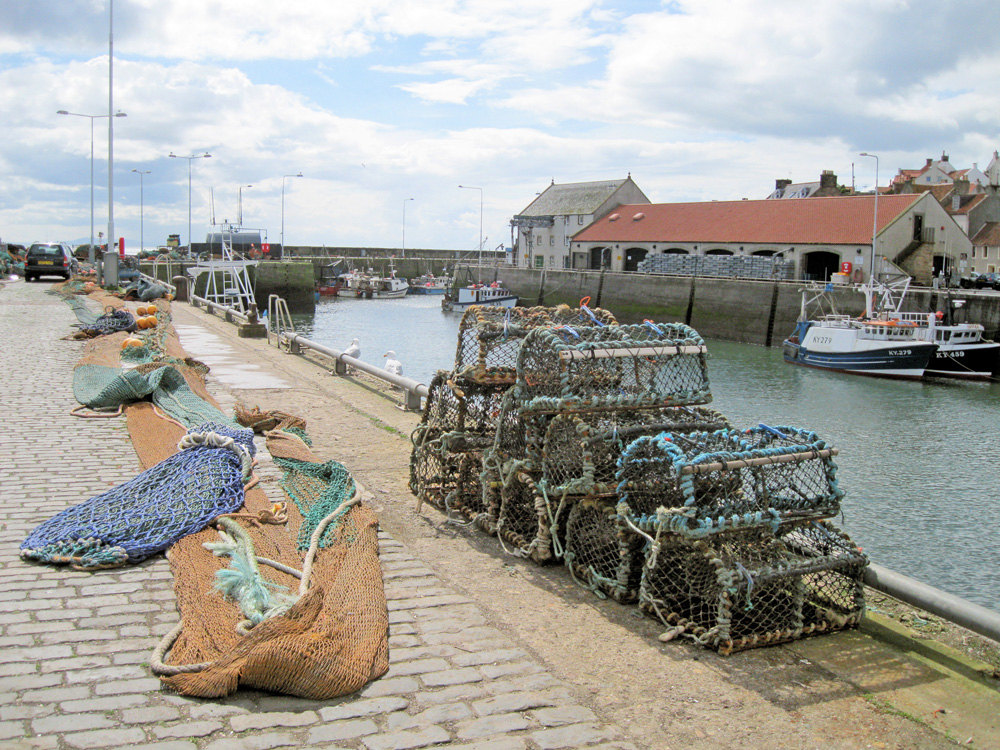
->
[840, 261, 852, 274]
[261, 243, 270, 252]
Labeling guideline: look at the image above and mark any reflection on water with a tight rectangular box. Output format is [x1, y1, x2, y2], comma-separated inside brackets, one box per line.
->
[291, 295, 462, 383]
[290, 297, 1000, 610]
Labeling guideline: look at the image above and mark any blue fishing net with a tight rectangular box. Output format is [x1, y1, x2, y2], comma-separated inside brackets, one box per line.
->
[76, 307, 137, 337]
[20, 423, 256, 570]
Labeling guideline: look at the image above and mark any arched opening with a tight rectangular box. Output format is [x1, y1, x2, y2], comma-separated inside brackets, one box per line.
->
[589, 246, 611, 270]
[752, 249, 778, 257]
[705, 248, 733, 256]
[802, 250, 840, 282]
[663, 248, 688, 255]
[624, 247, 648, 272]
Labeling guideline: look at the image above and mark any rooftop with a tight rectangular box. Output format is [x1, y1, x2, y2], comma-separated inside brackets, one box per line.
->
[573, 194, 925, 246]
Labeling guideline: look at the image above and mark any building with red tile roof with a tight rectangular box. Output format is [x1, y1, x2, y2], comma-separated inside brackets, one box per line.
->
[570, 192, 971, 285]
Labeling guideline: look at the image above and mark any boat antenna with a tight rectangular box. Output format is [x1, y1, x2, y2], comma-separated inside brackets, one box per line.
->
[210, 187, 216, 226]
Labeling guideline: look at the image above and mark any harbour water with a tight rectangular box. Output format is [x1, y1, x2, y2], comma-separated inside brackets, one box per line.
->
[293, 295, 1000, 611]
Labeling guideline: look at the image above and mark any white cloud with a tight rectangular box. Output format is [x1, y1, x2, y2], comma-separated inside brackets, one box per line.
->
[1, 0, 998, 251]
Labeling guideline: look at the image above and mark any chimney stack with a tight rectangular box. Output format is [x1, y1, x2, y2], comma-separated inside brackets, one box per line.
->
[775, 178, 792, 191]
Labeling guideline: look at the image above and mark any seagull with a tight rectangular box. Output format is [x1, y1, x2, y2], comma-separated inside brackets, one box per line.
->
[344, 338, 361, 360]
[383, 350, 403, 376]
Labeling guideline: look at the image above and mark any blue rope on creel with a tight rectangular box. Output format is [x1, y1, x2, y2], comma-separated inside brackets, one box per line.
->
[20, 423, 255, 570]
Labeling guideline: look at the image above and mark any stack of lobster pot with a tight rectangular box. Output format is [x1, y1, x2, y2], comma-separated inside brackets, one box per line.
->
[483, 321, 726, 564]
[614, 426, 867, 653]
[409, 304, 616, 527]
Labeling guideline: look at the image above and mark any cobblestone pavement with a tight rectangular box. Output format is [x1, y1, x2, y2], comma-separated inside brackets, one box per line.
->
[0, 280, 636, 749]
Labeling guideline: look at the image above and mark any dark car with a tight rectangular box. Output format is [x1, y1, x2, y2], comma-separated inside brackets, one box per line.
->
[973, 272, 1000, 290]
[24, 242, 79, 282]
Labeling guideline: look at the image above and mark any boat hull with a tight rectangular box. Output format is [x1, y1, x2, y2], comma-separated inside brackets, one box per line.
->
[441, 286, 518, 312]
[408, 286, 447, 295]
[924, 341, 1000, 380]
[782, 339, 937, 380]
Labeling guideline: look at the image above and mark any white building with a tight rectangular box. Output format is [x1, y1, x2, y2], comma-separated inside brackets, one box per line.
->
[510, 177, 649, 269]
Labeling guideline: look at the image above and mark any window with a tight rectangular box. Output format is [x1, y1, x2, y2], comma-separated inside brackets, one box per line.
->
[549, 236, 554, 246]
[578, 215, 585, 224]
[534, 255, 544, 268]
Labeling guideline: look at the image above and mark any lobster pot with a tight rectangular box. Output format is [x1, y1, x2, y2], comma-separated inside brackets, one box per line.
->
[410, 432, 489, 516]
[540, 406, 732, 497]
[616, 426, 843, 533]
[778, 521, 867, 636]
[453, 305, 617, 384]
[514, 323, 712, 414]
[409, 374, 507, 513]
[416, 372, 508, 436]
[495, 471, 571, 564]
[563, 498, 646, 603]
[636, 523, 866, 654]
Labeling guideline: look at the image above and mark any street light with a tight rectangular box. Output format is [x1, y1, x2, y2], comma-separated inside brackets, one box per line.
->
[131, 169, 151, 254]
[57, 110, 127, 267]
[238, 184, 252, 226]
[281, 172, 303, 260]
[860, 152, 879, 283]
[168, 152, 212, 256]
[458, 185, 483, 270]
[402, 198, 414, 258]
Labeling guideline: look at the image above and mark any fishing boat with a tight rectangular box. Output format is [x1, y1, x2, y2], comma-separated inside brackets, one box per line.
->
[408, 274, 451, 295]
[356, 273, 410, 299]
[782, 282, 938, 380]
[441, 283, 518, 313]
[863, 281, 1000, 380]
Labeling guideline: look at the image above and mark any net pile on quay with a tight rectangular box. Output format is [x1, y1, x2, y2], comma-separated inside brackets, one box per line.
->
[20, 278, 388, 699]
[410, 301, 867, 654]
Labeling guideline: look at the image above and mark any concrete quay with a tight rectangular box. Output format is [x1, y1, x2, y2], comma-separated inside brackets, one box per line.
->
[1, 277, 998, 750]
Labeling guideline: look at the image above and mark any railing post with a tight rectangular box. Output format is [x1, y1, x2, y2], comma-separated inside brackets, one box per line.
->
[404, 389, 423, 412]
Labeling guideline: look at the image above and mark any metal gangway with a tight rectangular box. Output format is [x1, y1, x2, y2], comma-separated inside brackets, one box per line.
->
[188, 223, 258, 314]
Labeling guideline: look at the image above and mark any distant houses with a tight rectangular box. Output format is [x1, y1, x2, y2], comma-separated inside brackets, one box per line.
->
[510, 152, 1000, 284]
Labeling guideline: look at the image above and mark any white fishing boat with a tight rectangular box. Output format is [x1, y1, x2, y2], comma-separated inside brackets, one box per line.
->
[782, 282, 937, 380]
[441, 283, 518, 313]
[357, 273, 410, 299]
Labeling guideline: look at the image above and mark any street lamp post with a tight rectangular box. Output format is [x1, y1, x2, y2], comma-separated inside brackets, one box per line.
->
[281, 172, 303, 260]
[131, 169, 151, 254]
[402, 198, 414, 258]
[860, 152, 879, 283]
[57, 110, 127, 268]
[238, 184, 252, 226]
[458, 185, 483, 273]
[168, 152, 212, 257]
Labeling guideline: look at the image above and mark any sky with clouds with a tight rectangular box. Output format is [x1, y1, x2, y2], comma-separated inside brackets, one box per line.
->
[1, 0, 998, 253]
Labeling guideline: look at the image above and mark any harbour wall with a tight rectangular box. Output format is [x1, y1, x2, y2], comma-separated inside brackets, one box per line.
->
[489, 266, 1000, 345]
[143, 258, 1000, 344]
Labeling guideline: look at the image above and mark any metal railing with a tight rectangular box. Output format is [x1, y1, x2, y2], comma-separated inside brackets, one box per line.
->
[190, 293, 250, 324]
[279, 331, 428, 411]
[192, 293, 428, 410]
[865, 564, 1000, 644]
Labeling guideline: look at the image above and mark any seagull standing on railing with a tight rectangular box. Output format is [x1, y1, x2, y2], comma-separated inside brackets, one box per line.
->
[344, 338, 361, 360]
[383, 350, 403, 376]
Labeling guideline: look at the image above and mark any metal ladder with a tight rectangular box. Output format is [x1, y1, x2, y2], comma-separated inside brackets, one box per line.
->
[203, 224, 257, 314]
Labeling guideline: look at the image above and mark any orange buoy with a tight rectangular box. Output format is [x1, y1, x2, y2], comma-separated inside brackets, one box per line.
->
[136, 305, 148, 316]
[121, 337, 144, 349]
[142, 315, 158, 328]
[145, 304, 158, 315]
